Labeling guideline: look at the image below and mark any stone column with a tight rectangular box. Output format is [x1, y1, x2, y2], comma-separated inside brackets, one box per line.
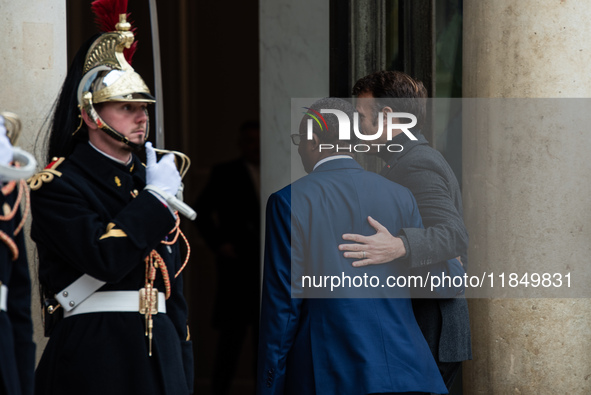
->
[0, 0, 68, 361]
[260, 0, 330, 200]
[463, 1, 591, 393]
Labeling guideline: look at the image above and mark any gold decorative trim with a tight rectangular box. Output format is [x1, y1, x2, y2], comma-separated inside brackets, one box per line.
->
[153, 148, 192, 179]
[83, 31, 134, 75]
[27, 158, 65, 191]
[139, 287, 158, 315]
[99, 222, 127, 240]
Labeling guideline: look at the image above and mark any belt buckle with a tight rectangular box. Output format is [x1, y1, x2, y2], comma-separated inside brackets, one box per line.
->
[139, 287, 158, 315]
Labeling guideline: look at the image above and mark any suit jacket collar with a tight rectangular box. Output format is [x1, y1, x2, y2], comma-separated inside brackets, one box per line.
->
[380, 130, 429, 176]
[312, 156, 362, 173]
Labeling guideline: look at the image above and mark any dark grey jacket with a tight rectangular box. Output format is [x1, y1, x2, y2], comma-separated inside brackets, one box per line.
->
[380, 131, 471, 363]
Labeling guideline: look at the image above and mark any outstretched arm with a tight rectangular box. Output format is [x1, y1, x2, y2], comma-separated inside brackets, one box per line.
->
[339, 155, 467, 269]
[339, 216, 407, 267]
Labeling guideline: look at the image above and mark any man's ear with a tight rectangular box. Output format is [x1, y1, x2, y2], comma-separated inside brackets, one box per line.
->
[382, 106, 394, 128]
[310, 132, 321, 151]
[80, 108, 97, 130]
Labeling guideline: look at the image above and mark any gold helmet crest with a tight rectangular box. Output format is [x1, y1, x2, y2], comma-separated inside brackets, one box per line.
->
[77, 1, 154, 149]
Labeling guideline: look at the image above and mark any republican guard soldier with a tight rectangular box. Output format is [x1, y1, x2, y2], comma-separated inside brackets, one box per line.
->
[29, 1, 194, 394]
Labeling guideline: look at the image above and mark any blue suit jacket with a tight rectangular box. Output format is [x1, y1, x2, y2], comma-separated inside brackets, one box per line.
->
[257, 158, 451, 395]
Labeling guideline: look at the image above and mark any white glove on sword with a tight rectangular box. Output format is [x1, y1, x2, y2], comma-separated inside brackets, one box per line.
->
[144, 141, 196, 220]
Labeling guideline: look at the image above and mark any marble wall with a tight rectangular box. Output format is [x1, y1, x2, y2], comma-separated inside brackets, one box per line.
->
[259, 0, 330, 201]
[0, 0, 67, 157]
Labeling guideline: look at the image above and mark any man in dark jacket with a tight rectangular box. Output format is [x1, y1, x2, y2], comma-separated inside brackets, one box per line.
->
[339, 70, 471, 390]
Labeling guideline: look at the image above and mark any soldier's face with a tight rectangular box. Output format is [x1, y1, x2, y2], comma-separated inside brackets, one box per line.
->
[96, 102, 149, 146]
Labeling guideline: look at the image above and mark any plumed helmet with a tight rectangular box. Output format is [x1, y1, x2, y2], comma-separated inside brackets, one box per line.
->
[77, 0, 154, 149]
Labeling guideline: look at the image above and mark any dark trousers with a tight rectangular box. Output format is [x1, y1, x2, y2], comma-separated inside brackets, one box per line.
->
[425, 360, 462, 395]
[438, 360, 462, 391]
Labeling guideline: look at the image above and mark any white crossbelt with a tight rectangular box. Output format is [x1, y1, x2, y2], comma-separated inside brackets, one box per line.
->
[0, 283, 7, 312]
[64, 291, 166, 318]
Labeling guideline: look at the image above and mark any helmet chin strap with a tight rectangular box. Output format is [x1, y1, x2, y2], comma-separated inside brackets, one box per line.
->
[81, 92, 149, 151]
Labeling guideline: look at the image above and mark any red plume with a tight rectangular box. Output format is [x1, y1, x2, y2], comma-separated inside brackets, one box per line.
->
[91, 0, 138, 64]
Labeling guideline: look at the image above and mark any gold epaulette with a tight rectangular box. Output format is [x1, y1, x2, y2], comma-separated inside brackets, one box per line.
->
[28, 157, 65, 191]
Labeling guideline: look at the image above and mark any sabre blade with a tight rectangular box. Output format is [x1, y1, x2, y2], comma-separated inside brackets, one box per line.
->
[148, 0, 165, 149]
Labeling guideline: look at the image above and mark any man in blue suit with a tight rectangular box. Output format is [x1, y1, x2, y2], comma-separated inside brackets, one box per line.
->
[257, 98, 459, 394]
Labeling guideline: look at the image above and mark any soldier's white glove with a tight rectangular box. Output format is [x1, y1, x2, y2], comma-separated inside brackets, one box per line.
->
[0, 116, 14, 167]
[145, 141, 181, 197]
[144, 142, 196, 220]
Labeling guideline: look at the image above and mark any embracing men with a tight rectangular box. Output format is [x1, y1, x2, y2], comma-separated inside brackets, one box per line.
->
[257, 92, 468, 395]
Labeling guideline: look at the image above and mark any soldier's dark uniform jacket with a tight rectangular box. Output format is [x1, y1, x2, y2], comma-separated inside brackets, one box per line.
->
[30, 143, 193, 395]
[0, 182, 35, 395]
